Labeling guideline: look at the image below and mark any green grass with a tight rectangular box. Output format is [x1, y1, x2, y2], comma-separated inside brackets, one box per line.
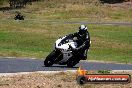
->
[0, 19, 76, 58]
[0, 1, 131, 26]
[1, 0, 131, 22]
[0, 0, 132, 63]
[0, 19, 132, 63]
[89, 25, 132, 63]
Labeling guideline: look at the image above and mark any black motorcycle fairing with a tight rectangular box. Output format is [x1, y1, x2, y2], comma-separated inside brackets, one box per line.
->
[44, 50, 62, 67]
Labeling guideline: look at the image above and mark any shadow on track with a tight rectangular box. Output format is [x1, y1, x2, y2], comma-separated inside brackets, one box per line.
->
[43, 65, 79, 68]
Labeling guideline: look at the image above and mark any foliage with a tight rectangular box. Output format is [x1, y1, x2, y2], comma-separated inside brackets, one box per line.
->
[100, 0, 130, 3]
[0, 0, 8, 5]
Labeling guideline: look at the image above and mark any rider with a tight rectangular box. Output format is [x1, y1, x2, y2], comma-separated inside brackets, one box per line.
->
[15, 12, 24, 20]
[60, 24, 91, 60]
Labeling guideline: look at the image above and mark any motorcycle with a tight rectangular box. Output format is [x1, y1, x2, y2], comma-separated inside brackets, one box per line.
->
[14, 14, 24, 20]
[44, 35, 85, 67]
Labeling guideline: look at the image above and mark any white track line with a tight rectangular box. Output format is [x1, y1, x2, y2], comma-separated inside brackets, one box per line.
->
[1, 70, 132, 77]
[0, 70, 77, 77]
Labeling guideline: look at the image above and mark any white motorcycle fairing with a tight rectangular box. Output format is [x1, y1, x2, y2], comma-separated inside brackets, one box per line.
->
[55, 36, 77, 63]
[55, 36, 77, 50]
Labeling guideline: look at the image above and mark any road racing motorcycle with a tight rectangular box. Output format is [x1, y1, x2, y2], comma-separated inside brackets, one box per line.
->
[44, 35, 86, 67]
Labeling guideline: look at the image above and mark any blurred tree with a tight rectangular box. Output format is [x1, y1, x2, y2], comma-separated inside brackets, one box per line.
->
[0, 0, 8, 5]
[9, 0, 39, 8]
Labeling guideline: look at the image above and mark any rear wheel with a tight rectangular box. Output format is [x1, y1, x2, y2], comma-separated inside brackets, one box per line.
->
[21, 17, 24, 20]
[44, 50, 58, 67]
[67, 57, 80, 67]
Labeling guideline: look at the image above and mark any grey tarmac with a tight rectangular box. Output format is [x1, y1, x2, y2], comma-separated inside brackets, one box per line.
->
[0, 57, 132, 73]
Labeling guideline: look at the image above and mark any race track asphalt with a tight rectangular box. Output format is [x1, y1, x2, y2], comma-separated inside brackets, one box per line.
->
[0, 58, 132, 73]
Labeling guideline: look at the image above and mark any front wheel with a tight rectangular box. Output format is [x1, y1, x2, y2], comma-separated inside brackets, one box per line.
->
[44, 50, 58, 67]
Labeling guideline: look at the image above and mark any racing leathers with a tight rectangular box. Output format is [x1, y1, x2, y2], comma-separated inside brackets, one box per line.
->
[60, 31, 90, 60]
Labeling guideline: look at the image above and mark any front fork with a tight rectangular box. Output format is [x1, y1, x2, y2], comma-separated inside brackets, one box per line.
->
[54, 49, 63, 63]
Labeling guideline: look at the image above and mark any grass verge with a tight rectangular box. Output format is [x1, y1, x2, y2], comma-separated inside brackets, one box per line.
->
[0, 0, 131, 63]
[0, 19, 131, 63]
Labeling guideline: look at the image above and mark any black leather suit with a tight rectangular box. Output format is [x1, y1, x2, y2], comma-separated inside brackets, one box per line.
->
[60, 31, 90, 60]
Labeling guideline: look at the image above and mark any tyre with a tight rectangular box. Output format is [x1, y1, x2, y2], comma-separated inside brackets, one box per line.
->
[21, 16, 24, 20]
[21, 18, 24, 20]
[55, 54, 63, 63]
[76, 76, 87, 85]
[67, 57, 80, 67]
[14, 17, 17, 20]
[44, 50, 58, 67]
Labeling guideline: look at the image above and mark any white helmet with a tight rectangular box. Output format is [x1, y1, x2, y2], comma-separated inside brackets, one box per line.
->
[79, 25, 87, 30]
[79, 25, 88, 35]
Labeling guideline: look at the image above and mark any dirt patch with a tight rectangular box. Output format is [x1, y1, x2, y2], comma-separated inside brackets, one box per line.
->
[0, 71, 131, 88]
[0, 72, 80, 88]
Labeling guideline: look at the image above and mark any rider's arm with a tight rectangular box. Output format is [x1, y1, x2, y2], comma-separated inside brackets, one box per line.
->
[60, 33, 77, 44]
[76, 33, 90, 51]
[76, 40, 90, 51]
